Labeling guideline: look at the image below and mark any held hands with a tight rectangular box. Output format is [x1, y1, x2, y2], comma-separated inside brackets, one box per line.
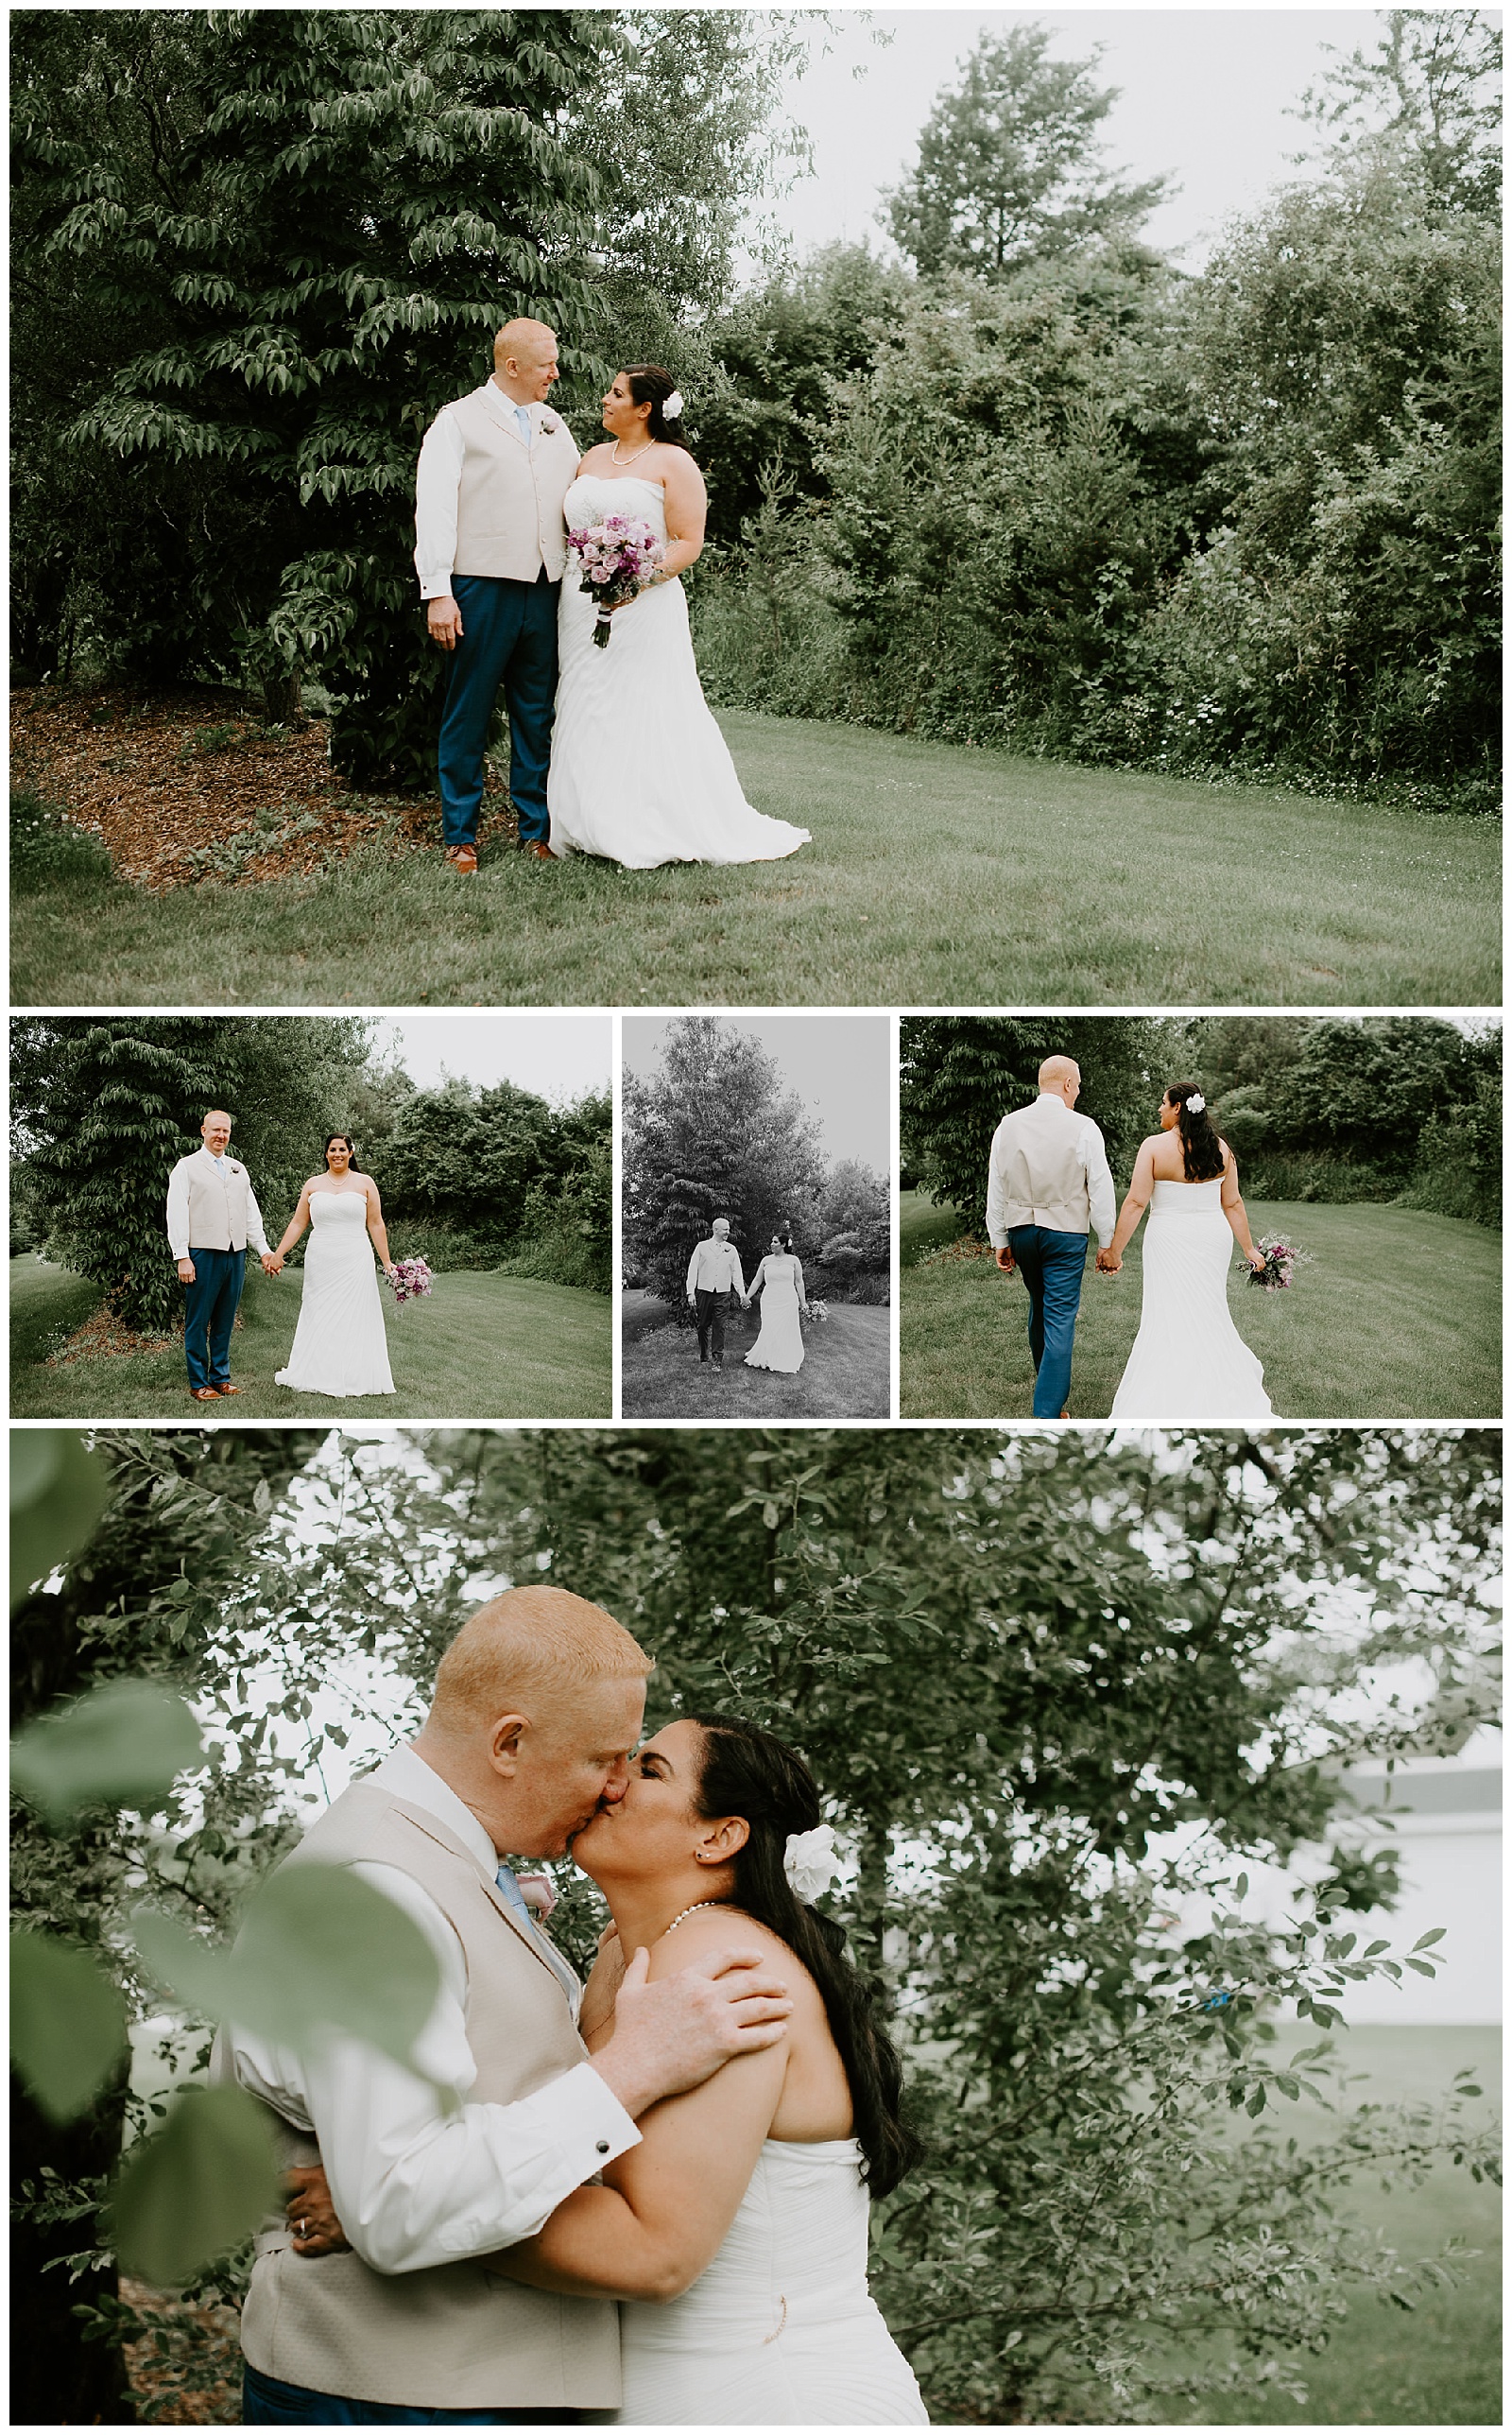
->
[593, 1943, 793, 2116]
[1095, 1247, 1123, 1274]
[284, 2164, 348, 2258]
[177, 1257, 196, 1285]
[261, 1252, 284, 1277]
[427, 596, 464, 651]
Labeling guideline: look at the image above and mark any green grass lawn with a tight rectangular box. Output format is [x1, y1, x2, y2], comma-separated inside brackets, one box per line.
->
[10, 1255, 610, 1418]
[12, 713, 1498, 1006]
[1178, 2025, 1502, 2426]
[900, 1194, 1501, 1420]
[622, 1296, 890, 1417]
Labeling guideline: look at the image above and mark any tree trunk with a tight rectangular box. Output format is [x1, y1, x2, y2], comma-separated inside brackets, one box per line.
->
[261, 667, 302, 726]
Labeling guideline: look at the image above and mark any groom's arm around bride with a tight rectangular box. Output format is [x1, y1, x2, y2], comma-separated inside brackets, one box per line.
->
[218, 1588, 791, 2426]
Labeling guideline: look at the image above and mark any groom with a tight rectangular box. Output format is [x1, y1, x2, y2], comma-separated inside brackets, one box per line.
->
[685, 1218, 748, 1367]
[165, 1110, 281, 1402]
[217, 1586, 793, 2425]
[414, 318, 581, 875]
[986, 1056, 1116, 1419]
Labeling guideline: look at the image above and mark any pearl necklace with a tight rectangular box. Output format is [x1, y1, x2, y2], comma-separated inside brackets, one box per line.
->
[662, 1900, 724, 1936]
[611, 435, 657, 466]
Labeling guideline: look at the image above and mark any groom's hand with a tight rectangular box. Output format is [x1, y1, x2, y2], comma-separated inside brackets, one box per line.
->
[260, 1252, 282, 1276]
[177, 1257, 196, 1284]
[427, 595, 464, 651]
[1096, 1247, 1122, 1273]
[993, 1247, 1015, 1275]
[590, 1943, 793, 2119]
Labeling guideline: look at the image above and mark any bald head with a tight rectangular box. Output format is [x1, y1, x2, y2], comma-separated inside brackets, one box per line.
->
[492, 318, 559, 406]
[1038, 1056, 1081, 1108]
[712, 1218, 730, 1237]
[201, 1109, 233, 1151]
[427, 1586, 651, 1737]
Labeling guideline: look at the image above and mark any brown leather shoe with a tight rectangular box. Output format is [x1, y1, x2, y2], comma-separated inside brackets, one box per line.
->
[215, 1382, 244, 1396]
[522, 838, 554, 861]
[445, 843, 479, 876]
[189, 1386, 218, 1401]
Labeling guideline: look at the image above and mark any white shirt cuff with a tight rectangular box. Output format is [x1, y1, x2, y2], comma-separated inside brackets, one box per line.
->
[515, 2060, 641, 2202]
[417, 575, 455, 599]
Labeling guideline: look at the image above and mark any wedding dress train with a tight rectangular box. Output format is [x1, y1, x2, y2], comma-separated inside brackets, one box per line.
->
[547, 474, 811, 870]
[744, 1254, 805, 1374]
[613, 2138, 926, 2425]
[1109, 1179, 1271, 1418]
[274, 1191, 394, 1397]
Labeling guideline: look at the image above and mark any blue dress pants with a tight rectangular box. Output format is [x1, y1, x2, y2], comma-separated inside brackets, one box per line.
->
[695, 1287, 732, 1362]
[1006, 1225, 1089, 1417]
[438, 570, 558, 846]
[242, 2363, 580, 2424]
[182, 1245, 247, 1390]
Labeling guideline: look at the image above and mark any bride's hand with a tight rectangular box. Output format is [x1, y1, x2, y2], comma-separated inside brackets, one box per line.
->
[284, 2164, 349, 2256]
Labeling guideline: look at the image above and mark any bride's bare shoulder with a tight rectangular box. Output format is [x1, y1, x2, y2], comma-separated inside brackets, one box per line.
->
[651, 1903, 802, 1982]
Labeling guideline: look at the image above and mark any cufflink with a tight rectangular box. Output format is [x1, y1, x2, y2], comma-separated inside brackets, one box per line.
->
[595, 2139, 610, 2154]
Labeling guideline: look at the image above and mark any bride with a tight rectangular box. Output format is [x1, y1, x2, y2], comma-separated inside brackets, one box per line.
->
[287, 1715, 928, 2425]
[1105, 1084, 1272, 1419]
[744, 1233, 809, 1375]
[271, 1133, 397, 1399]
[547, 365, 812, 870]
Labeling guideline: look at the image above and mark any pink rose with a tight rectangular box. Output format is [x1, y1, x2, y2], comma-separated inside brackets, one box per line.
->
[515, 1872, 558, 1920]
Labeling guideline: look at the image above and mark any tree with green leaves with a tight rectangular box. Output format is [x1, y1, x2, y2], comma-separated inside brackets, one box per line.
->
[901, 1015, 1177, 1220]
[884, 24, 1167, 281]
[1293, 8, 1503, 215]
[10, 1015, 374, 1330]
[622, 1017, 826, 1309]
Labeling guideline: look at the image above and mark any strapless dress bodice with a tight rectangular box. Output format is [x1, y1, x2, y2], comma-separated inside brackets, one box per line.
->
[563, 473, 667, 541]
[307, 1190, 368, 1227]
[1149, 1178, 1225, 1213]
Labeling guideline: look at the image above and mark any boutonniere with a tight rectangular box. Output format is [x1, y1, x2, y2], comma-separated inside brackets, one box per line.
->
[541, 413, 561, 436]
[515, 1871, 558, 1921]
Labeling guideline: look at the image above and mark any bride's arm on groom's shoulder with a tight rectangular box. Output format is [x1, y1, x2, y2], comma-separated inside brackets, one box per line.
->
[488, 1919, 791, 2305]
[362, 1176, 396, 1276]
[1101, 1139, 1157, 1272]
[1219, 1146, 1265, 1269]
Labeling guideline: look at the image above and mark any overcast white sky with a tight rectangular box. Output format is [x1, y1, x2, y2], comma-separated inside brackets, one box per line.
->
[370, 1015, 610, 1103]
[767, 9, 1452, 271]
[623, 1013, 890, 1169]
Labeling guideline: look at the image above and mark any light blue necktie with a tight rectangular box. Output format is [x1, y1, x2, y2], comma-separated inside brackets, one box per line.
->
[513, 404, 531, 450]
[494, 1859, 534, 1927]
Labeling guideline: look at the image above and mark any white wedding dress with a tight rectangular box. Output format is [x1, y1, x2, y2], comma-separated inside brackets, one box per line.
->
[612, 2137, 927, 2425]
[547, 475, 811, 869]
[1109, 1180, 1271, 1418]
[274, 1190, 394, 1398]
[745, 1254, 805, 1374]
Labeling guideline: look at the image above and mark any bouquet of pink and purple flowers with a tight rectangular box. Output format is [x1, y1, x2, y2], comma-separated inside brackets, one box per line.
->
[386, 1256, 434, 1307]
[565, 513, 665, 647]
[1246, 1235, 1311, 1292]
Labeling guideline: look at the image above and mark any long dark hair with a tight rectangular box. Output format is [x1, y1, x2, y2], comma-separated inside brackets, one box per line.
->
[685, 1713, 921, 2198]
[1164, 1084, 1225, 1183]
[622, 362, 688, 451]
[322, 1132, 358, 1166]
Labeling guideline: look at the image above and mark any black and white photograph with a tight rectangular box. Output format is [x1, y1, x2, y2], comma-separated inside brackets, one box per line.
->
[620, 1013, 891, 1418]
[10, 9, 1499, 1009]
[11, 1426, 1501, 2426]
[10, 1015, 612, 1419]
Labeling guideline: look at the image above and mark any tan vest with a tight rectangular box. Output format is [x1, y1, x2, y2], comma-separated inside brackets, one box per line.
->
[232, 1782, 621, 2409]
[171, 1150, 262, 1251]
[988, 1100, 1095, 1235]
[450, 389, 579, 582]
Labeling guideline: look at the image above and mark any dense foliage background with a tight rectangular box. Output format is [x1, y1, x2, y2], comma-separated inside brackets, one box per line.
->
[9, 1426, 1501, 2422]
[12, 9, 1499, 801]
[902, 1014, 1503, 1230]
[9, 1015, 612, 1327]
[622, 1014, 889, 1310]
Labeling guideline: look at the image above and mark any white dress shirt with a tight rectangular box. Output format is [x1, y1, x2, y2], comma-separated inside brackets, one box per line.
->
[986, 1093, 1118, 1248]
[165, 1149, 271, 1260]
[222, 1747, 639, 2275]
[686, 1237, 747, 1297]
[414, 384, 543, 598]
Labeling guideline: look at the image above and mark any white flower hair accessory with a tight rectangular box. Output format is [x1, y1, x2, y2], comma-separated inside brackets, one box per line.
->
[662, 388, 683, 419]
[1184, 1093, 1206, 1114]
[784, 1824, 840, 1902]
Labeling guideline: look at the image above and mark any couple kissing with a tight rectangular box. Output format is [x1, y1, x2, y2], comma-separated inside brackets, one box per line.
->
[215, 1588, 927, 2426]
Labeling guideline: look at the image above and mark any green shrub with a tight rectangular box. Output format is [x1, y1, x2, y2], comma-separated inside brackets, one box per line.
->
[10, 787, 114, 895]
[1400, 1073, 1503, 1228]
[383, 1223, 511, 1274]
[1237, 1152, 1404, 1204]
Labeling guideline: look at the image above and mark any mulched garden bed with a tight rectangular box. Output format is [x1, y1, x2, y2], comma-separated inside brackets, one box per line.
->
[46, 1304, 190, 1365]
[10, 682, 516, 891]
[121, 2275, 243, 2425]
